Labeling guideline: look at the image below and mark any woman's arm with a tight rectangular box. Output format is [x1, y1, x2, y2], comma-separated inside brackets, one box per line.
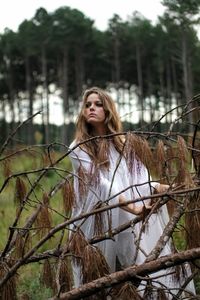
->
[118, 195, 152, 215]
[118, 184, 169, 215]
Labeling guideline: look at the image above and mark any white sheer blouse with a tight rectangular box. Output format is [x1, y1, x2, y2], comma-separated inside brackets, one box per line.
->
[68, 140, 195, 297]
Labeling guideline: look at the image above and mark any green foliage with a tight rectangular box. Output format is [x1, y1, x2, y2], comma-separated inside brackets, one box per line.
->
[0, 3, 200, 295]
[1, 3, 200, 141]
[173, 216, 187, 250]
[195, 279, 200, 295]
[0, 148, 71, 246]
[162, 0, 200, 20]
[17, 272, 53, 299]
[0, 148, 72, 296]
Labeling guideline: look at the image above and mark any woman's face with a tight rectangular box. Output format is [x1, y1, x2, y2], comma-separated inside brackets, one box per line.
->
[83, 93, 106, 133]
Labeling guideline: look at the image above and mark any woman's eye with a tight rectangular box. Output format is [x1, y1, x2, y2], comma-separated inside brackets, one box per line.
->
[85, 102, 91, 108]
[85, 101, 103, 108]
[96, 102, 103, 107]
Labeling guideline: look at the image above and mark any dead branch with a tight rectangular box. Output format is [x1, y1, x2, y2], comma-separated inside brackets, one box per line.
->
[49, 247, 200, 300]
[0, 111, 42, 156]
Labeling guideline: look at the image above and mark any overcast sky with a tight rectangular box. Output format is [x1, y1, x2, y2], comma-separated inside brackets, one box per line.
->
[0, 0, 165, 33]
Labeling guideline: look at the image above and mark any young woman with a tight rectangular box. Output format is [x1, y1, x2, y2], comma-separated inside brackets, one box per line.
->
[68, 87, 195, 298]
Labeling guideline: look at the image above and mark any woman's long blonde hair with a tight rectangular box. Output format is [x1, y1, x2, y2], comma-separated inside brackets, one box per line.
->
[75, 87, 124, 168]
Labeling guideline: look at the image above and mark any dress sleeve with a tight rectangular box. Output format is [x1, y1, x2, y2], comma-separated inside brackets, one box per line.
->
[132, 159, 170, 230]
[68, 141, 119, 238]
[132, 160, 158, 206]
[68, 141, 120, 205]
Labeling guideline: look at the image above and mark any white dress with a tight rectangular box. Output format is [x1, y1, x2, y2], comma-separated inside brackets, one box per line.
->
[68, 140, 195, 298]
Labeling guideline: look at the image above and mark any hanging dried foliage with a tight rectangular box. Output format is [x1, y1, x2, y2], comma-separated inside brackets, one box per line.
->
[81, 245, 109, 300]
[140, 206, 151, 232]
[111, 282, 143, 300]
[14, 231, 32, 259]
[156, 288, 169, 300]
[1, 158, 12, 178]
[14, 177, 27, 207]
[142, 138, 154, 171]
[35, 192, 52, 238]
[175, 136, 194, 188]
[68, 230, 88, 263]
[185, 190, 200, 249]
[166, 199, 176, 218]
[191, 129, 200, 179]
[124, 132, 140, 173]
[41, 258, 56, 292]
[143, 279, 154, 299]
[78, 166, 88, 198]
[42, 149, 56, 167]
[166, 144, 176, 179]
[42, 151, 49, 167]
[174, 264, 186, 284]
[68, 230, 109, 298]
[154, 140, 166, 178]
[82, 244, 109, 284]
[175, 161, 193, 188]
[14, 233, 25, 259]
[93, 202, 105, 236]
[177, 136, 189, 164]
[124, 132, 153, 174]
[0, 261, 17, 300]
[57, 257, 73, 293]
[62, 179, 75, 215]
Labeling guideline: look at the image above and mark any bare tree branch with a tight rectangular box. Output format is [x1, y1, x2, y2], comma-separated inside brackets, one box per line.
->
[49, 247, 200, 300]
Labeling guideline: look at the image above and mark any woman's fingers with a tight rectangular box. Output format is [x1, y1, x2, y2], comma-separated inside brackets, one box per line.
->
[155, 183, 169, 193]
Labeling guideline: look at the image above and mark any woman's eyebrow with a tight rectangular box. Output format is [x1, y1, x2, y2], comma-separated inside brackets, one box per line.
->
[86, 99, 102, 103]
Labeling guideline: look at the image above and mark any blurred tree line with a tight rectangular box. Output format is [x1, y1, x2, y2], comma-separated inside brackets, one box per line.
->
[0, 0, 200, 147]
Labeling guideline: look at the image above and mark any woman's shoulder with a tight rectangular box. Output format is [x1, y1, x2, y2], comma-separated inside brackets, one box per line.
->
[69, 139, 82, 155]
[121, 136, 125, 143]
[69, 139, 88, 158]
[69, 140, 77, 149]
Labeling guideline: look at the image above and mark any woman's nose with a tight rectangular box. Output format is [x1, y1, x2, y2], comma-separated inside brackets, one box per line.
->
[89, 103, 95, 110]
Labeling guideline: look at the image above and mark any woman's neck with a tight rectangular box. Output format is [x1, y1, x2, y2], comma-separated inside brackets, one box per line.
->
[92, 126, 107, 136]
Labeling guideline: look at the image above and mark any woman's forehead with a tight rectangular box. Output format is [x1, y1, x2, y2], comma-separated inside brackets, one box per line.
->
[86, 93, 101, 101]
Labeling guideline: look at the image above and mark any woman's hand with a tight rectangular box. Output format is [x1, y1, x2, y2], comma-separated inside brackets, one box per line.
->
[119, 195, 151, 215]
[154, 183, 169, 194]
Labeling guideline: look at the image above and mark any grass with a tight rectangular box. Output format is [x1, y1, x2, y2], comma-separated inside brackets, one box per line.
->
[0, 148, 72, 298]
[0, 146, 199, 297]
[17, 267, 53, 299]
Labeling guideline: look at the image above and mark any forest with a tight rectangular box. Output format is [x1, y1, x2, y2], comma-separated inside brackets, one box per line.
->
[0, 1, 200, 144]
[0, 0, 200, 299]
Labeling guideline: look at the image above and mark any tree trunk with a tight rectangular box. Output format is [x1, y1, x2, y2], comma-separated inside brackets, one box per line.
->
[136, 43, 144, 125]
[114, 36, 120, 83]
[113, 36, 121, 113]
[171, 55, 179, 106]
[41, 45, 50, 144]
[181, 28, 193, 133]
[61, 45, 69, 145]
[7, 62, 16, 146]
[147, 66, 154, 123]
[25, 55, 34, 145]
[166, 58, 172, 123]
[75, 46, 84, 103]
[0, 100, 8, 144]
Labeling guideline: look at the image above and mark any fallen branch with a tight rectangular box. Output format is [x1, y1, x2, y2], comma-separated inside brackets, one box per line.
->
[49, 247, 200, 300]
